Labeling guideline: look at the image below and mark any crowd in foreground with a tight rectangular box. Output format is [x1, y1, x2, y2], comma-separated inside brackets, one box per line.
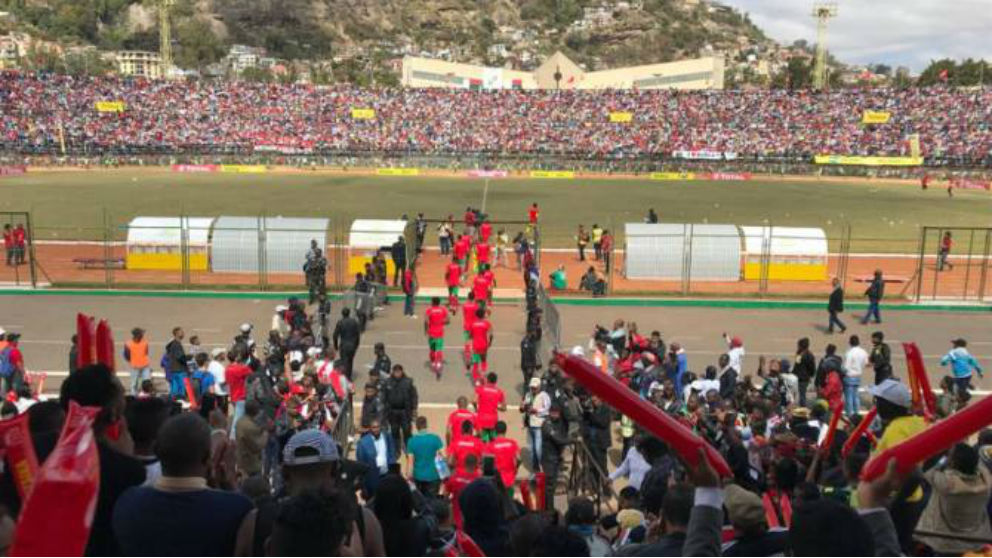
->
[3, 72, 992, 162]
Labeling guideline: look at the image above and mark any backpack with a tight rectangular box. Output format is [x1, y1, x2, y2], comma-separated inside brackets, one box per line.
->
[0, 348, 14, 378]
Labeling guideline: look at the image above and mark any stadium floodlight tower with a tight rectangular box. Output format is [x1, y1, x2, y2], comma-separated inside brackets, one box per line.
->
[159, 0, 175, 77]
[811, 2, 837, 90]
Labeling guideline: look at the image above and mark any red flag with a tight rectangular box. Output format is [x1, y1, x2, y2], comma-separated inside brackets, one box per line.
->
[11, 402, 101, 557]
[0, 413, 40, 501]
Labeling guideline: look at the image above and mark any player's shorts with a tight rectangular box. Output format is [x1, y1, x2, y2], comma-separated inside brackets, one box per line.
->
[463, 330, 472, 342]
[429, 337, 444, 351]
[454, 258, 465, 267]
[472, 350, 488, 363]
[447, 286, 458, 296]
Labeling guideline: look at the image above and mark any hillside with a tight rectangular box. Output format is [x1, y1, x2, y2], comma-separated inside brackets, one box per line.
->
[2, 0, 776, 76]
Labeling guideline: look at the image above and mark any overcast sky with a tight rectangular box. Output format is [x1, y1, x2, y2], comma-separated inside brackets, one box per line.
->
[720, 0, 992, 72]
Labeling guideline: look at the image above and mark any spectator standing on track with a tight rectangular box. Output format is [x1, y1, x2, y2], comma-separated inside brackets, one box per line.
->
[402, 264, 417, 318]
[391, 236, 407, 286]
[843, 335, 868, 416]
[406, 415, 445, 498]
[415, 213, 427, 253]
[794, 337, 815, 407]
[13, 224, 25, 266]
[941, 338, 984, 396]
[474, 372, 506, 442]
[356, 419, 397, 499]
[521, 377, 551, 471]
[124, 328, 150, 396]
[938, 231, 954, 271]
[521, 330, 540, 385]
[723, 333, 745, 374]
[576, 225, 589, 261]
[332, 308, 361, 380]
[528, 203, 539, 225]
[863, 269, 884, 324]
[382, 364, 418, 454]
[438, 220, 452, 255]
[591, 224, 604, 260]
[496, 228, 510, 268]
[869, 331, 893, 385]
[2, 225, 12, 266]
[165, 327, 187, 399]
[225, 348, 254, 439]
[0, 333, 24, 394]
[601, 230, 614, 273]
[828, 277, 847, 334]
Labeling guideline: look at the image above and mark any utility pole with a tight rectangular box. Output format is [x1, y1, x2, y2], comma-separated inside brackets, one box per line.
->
[811, 2, 837, 90]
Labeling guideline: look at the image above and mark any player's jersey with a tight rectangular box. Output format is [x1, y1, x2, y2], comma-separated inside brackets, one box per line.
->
[453, 238, 469, 260]
[446, 263, 461, 287]
[447, 408, 477, 442]
[529, 207, 539, 223]
[485, 436, 520, 488]
[476, 242, 491, 263]
[470, 319, 492, 353]
[462, 301, 480, 332]
[444, 469, 481, 529]
[482, 269, 495, 290]
[475, 384, 505, 429]
[449, 435, 483, 473]
[426, 306, 448, 337]
[473, 275, 489, 300]
[479, 223, 492, 242]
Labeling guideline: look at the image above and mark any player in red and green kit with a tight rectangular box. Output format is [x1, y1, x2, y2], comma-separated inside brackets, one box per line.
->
[475, 240, 492, 273]
[462, 292, 480, 367]
[469, 306, 493, 384]
[480, 263, 496, 304]
[453, 234, 470, 278]
[424, 297, 449, 378]
[479, 220, 493, 244]
[445, 260, 461, 312]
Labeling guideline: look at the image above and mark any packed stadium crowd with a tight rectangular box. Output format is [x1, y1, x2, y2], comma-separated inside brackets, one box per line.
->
[0, 201, 989, 557]
[2, 72, 992, 163]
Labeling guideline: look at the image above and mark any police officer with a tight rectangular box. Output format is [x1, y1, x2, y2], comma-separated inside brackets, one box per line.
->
[381, 364, 418, 455]
[540, 405, 570, 512]
[304, 247, 327, 304]
[332, 308, 361, 381]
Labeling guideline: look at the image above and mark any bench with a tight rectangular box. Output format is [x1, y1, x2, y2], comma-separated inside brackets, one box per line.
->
[73, 258, 126, 270]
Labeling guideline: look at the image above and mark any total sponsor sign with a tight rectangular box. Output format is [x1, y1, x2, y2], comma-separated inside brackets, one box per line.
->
[171, 164, 219, 173]
[0, 166, 27, 177]
[377, 168, 420, 176]
[220, 165, 268, 174]
[466, 170, 508, 178]
[529, 170, 575, 179]
[672, 150, 738, 161]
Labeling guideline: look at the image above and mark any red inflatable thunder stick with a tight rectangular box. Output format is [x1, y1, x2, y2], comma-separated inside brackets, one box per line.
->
[554, 352, 732, 477]
[76, 313, 117, 372]
[819, 406, 843, 454]
[841, 407, 878, 458]
[0, 413, 40, 501]
[904, 342, 936, 420]
[11, 402, 101, 557]
[861, 392, 992, 482]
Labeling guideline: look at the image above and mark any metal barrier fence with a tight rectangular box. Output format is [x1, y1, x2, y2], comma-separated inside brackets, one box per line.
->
[536, 284, 562, 362]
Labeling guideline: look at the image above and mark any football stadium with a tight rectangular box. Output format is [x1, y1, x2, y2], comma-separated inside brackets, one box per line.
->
[0, 1, 991, 555]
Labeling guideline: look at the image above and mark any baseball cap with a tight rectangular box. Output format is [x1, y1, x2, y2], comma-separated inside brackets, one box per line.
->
[240, 323, 252, 333]
[724, 484, 766, 530]
[570, 346, 585, 357]
[275, 305, 288, 312]
[529, 377, 542, 388]
[870, 378, 912, 408]
[282, 429, 339, 466]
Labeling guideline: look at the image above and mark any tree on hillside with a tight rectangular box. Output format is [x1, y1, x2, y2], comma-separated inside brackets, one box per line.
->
[175, 19, 225, 71]
[771, 57, 813, 90]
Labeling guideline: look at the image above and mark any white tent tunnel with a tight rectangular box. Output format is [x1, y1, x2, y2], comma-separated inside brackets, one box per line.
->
[623, 223, 827, 282]
[125, 216, 330, 274]
[212, 217, 330, 273]
[125, 217, 214, 271]
[347, 219, 415, 278]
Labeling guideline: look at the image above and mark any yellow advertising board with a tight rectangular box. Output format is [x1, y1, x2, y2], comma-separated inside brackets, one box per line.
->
[861, 110, 891, 124]
[351, 108, 376, 120]
[649, 172, 696, 181]
[95, 101, 126, 113]
[908, 134, 921, 159]
[220, 165, 268, 174]
[529, 170, 575, 179]
[609, 111, 633, 123]
[813, 155, 923, 167]
[126, 253, 208, 271]
[376, 168, 420, 176]
[743, 262, 827, 281]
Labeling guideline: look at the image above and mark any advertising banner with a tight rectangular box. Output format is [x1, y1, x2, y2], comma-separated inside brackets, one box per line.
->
[672, 150, 737, 161]
[704, 172, 752, 181]
[0, 166, 27, 176]
[351, 108, 376, 120]
[814, 155, 923, 166]
[220, 165, 267, 174]
[529, 170, 575, 179]
[95, 101, 126, 113]
[609, 112, 633, 123]
[466, 170, 509, 178]
[171, 164, 219, 173]
[862, 110, 891, 124]
[377, 168, 420, 176]
[649, 172, 695, 181]
[949, 177, 991, 190]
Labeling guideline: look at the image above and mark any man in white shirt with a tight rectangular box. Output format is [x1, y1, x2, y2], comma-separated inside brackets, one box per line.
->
[843, 335, 869, 416]
[208, 348, 227, 396]
[521, 377, 551, 470]
[723, 333, 745, 373]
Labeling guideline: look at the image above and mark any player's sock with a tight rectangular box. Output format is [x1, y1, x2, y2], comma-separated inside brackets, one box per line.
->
[429, 349, 435, 363]
[438, 350, 444, 364]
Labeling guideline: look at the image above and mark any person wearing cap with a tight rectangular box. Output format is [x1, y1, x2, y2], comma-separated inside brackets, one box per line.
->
[208, 348, 227, 396]
[271, 305, 289, 338]
[721, 484, 789, 556]
[521, 376, 551, 471]
[112, 413, 253, 556]
[121, 328, 150, 396]
[941, 338, 984, 396]
[723, 333, 745, 374]
[356, 419, 397, 499]
[868, 331, 893, 385]
[234, 429, 387, 557]
[371, 342, 392, 378]
[234, 323, 254, 348]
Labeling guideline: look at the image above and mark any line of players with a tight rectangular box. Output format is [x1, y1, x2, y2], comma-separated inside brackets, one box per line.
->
[423, 221, 498, 384]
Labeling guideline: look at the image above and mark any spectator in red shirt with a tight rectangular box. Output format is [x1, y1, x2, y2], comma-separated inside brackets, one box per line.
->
[225, 350, 254, 438]
[484, 421, 520, 492]
[13, 224, 25, 266]
[448, 420, 483, 474]
[1, 333, 25, 394]
[444, 453, 481, 529]
[528, 203, 539, 224]
[446, 395, 476, 446]
[474, 372, 506, 442]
